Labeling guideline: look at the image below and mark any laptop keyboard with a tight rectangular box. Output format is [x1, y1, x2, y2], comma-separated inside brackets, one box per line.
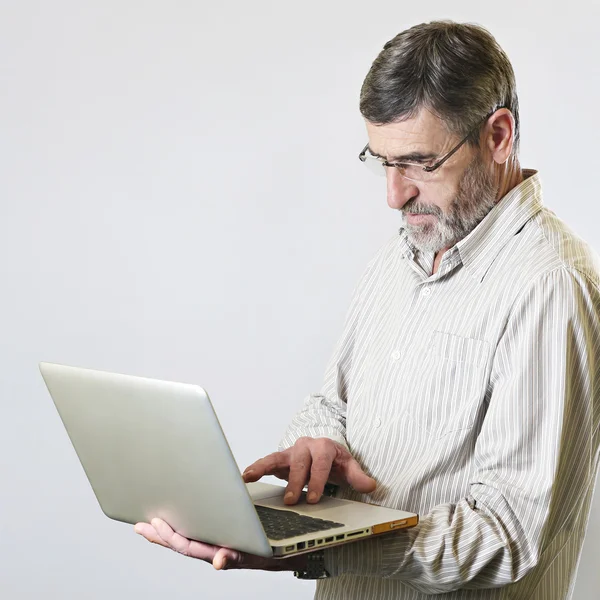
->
[255, 505, 345, 541]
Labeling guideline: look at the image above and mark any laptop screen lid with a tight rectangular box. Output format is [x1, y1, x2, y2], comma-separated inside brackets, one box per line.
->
[39, 362, 273, 557]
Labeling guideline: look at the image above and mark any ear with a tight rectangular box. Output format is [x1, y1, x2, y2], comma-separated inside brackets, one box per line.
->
[484, 108, 516, 165]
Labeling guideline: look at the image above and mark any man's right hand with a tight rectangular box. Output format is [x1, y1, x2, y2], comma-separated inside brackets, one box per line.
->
[242, 437, 376, 506]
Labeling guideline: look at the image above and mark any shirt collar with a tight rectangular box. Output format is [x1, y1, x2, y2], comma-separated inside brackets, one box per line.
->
[398, 169, 543, 282]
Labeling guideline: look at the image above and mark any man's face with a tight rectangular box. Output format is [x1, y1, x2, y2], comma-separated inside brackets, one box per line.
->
[365, 110, 498, 253]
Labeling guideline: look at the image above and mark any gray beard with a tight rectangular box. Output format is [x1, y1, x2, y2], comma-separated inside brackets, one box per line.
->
[401, 153, 499, 253]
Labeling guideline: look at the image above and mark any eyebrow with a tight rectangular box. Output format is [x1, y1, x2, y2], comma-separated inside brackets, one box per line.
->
[367, 146, 438, 164]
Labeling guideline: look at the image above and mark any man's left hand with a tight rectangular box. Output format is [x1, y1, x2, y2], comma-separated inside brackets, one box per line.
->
[134, 519, 308, 572]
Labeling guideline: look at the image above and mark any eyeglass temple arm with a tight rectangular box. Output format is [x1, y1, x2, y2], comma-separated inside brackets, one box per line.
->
[424, 112, 494, 172]
[359, 114, 486, 172]
[422, 132, 473, 172]
[359, 137, 469, 172]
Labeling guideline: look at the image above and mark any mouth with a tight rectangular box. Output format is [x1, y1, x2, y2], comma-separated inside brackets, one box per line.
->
[405, 213, 436, 225]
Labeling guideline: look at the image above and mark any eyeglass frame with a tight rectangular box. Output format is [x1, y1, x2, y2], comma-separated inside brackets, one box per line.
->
[358, 112, 493, 178]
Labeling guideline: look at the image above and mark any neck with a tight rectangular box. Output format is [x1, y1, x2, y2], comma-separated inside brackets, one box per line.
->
[494, 155, 524, 202]
[431, 156, 524, 275]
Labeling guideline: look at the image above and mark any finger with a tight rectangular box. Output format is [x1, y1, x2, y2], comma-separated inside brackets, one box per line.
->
[341, 458, 377, 493]
[242, 452, 290, 483]
[151, 518, 187, 553]
[212, 547, 281, 571]
[285, 446, 312, 504]
[306, 442, 337, 503]
[243, 467, 291, 484]
[134, 523, 171, 549]
[212, 547, 242, 570]
[151, 518, 217, 561]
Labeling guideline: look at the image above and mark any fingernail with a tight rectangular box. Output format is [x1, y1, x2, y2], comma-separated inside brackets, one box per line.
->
[243, 469, 254, 478]
[284, 491, 294, 501]
[308, 491, 318, 502]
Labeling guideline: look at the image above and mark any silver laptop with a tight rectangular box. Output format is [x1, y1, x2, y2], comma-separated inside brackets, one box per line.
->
[39, 362, 418, 558]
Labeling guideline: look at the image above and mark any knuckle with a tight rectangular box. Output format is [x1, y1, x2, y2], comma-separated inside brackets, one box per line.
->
[276, 450, 292, 464]
[313, 438, 337, 459]
[289, 461, 308, 473]
[314, 437, 331, 450]
[264, 451, 280, 463]
[333, 443, 347, 462]
[258, 452, 284, 472]
[311, 461, 331, 474]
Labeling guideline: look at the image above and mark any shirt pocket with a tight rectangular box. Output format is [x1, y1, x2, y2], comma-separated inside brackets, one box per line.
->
[404, 331, 490, 439]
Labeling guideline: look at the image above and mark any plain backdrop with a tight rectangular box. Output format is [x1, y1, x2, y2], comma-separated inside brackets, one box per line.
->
[1, 1, 599, 598]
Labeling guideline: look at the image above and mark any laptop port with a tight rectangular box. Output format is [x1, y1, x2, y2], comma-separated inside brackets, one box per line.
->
[317, 540, 323, 545]
[347, 530, 363, 537]
[297, 542, 306, 550]
[324, 536, 333, 543]
[335, 535, 344, 541]
[285, 545, 295, 552]
[307, 540, 315, 548]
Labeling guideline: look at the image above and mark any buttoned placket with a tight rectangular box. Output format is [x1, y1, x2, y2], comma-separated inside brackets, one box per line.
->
[394, 246, 463, 375]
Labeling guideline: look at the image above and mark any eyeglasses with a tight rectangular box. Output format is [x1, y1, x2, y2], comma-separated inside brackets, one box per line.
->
[358, 115, 489, 182]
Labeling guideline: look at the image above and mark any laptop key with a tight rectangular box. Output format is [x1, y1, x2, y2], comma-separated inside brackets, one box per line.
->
[255, 505, 345, 541]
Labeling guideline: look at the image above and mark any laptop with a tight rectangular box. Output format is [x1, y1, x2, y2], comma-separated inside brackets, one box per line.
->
[39, 362, 418, 558]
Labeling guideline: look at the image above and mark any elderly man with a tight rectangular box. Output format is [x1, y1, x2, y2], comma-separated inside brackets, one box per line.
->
[135, 21, 600, 600]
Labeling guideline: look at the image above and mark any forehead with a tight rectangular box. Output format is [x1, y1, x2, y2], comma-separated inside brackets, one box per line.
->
[365, 109, 451, 160]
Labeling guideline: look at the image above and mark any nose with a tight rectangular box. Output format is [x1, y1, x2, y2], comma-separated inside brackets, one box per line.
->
[386, 167, 419, 210]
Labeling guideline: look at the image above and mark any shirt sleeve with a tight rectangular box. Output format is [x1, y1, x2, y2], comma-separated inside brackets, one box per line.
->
[278, 242, 389, 452]
[324, 267, 600, 594]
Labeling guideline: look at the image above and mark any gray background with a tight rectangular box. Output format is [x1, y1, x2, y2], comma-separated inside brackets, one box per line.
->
[1, 1, 598, 598]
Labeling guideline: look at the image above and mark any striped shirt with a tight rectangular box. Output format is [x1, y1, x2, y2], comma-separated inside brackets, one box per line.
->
[280, 170, 600, 599]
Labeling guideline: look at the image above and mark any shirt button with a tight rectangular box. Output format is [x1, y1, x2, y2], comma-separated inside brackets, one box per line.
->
[421, 286, 432, 297]
[391, 350, 401, 361]
[374, 417, 382, 428]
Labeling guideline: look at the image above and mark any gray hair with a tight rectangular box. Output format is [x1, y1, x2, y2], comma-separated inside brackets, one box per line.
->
[360, 21, 520, 152]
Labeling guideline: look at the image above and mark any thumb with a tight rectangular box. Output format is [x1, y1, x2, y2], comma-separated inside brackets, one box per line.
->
[213, 547, 241, 570]
[343, 458, 377, 493]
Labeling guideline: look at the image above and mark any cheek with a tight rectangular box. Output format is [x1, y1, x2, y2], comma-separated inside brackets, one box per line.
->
[413, 187, 445, 212]
[424, 179, 458, 213]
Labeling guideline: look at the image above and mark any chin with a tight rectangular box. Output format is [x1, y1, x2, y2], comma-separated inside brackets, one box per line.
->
[406, 228, 447, 254]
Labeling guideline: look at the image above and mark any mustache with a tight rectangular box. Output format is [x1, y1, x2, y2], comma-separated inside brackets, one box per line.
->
[401, 201, 442, 216]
